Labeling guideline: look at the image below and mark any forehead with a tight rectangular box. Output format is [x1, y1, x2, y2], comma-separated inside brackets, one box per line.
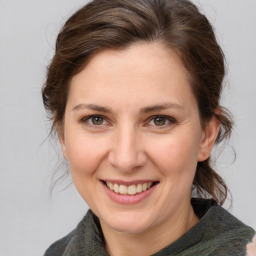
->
[68, 42, 196, 110]
[78, 42, 189, 83]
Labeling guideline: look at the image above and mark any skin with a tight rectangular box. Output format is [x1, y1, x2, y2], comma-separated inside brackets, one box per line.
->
[246, 235, 256, 256]
[60, 42, 220, 256]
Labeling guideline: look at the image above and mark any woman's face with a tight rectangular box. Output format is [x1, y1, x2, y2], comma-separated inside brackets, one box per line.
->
[61, 43, 217, 234]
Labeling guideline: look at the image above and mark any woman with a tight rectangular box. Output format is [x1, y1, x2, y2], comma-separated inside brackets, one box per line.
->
[43, 0, 255, 255]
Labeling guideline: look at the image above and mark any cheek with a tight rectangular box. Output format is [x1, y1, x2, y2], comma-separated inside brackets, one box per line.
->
[147, 133, 200, 176]
[64, 133, 110, 207]
[65, 133, 109, 176]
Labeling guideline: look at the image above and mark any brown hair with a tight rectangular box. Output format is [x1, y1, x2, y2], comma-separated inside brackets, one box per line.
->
[42, 0, 233, 205]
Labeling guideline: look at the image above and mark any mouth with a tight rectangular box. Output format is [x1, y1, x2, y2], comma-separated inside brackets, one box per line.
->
[102, 180, 159, 196]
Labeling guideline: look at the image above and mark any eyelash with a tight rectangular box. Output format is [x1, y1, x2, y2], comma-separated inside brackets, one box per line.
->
[146, 115, 176, 128]
[80, 115, 108, 127]
[80, 114, 176, 128]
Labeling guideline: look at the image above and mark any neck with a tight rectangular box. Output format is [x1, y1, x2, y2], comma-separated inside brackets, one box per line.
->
[100, 202, 199, 256]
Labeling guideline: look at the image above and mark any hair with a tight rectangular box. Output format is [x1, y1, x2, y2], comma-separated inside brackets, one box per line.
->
[42, 0, 233, 205]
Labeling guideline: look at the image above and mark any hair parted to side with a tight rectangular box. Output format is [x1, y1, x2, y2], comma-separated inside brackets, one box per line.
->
[42, 0, 233, 205]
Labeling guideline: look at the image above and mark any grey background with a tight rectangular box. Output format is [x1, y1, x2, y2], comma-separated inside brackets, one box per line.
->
[0, 0, 255, 255]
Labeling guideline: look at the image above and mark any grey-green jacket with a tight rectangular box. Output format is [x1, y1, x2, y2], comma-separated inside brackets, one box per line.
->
[44, 199, 255, 256]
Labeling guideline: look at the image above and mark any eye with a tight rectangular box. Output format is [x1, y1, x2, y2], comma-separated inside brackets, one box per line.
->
[81, 115, 107, 126]
[153, 116, 167, 126]
[90, 116, 104, 125]
[147, 115, 176, 127]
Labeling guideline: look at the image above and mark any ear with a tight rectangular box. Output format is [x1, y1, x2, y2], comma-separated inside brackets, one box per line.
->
[197, 115, 220, 162]
[59, 137, 69, 161]
[57, 124, 69, 161]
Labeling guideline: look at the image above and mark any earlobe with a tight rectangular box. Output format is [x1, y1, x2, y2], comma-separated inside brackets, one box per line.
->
[57, 126, 69, 161]
[60, 138, 69, 161]
[198, 116, 220, 162]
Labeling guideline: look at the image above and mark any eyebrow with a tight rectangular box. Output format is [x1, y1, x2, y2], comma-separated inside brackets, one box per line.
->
[140, 103, 184, 113]
[72, 104, 112, 113]
[72, 103, 184, 113]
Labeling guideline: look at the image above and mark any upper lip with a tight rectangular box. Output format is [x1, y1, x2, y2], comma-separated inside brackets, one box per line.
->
[101, 179, 159, 186]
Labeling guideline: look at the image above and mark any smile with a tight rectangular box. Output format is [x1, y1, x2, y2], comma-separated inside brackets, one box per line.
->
[106, 181, 155, 195]
[102, 180, 159, 196]
[101, 180, 159, 204]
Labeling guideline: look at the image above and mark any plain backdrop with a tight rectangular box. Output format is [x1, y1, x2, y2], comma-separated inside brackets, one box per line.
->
[0, 0, 255, 255]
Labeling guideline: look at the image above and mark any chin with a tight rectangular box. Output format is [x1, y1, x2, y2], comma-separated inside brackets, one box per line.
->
[109, 221, 150, 234]
[100, 211, 154, 234]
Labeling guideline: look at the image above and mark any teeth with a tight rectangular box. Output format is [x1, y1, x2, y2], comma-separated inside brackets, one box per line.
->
[106, 182, 154, 195]
[106, 182, 114, 191]
[114, 183, 119, 193]
[119, 185, 127, 195]
[128, 185, 136, 195]
[136, 184, 142, 193]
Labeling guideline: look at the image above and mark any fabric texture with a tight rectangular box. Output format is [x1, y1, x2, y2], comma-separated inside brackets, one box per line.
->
[44, 198, 255, 256]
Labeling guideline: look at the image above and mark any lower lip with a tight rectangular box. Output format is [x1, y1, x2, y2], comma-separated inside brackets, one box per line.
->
[102, 182, 158, 204]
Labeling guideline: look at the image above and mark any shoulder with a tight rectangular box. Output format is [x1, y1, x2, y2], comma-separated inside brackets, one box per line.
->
[43, 229, 76, 256]
[192, 198, 255, 255]
[192, 198, 254, 236]
[43, 210, 101, 256]
[204, 202, 254, 238]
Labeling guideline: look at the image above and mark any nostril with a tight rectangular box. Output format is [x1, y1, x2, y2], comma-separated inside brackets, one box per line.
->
[107, 150, 147, 172]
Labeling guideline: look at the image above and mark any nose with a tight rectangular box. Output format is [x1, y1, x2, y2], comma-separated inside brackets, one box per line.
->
[108, 126, 147, 173]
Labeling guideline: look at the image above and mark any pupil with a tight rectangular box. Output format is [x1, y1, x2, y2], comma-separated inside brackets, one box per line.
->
[154, 117, 165, 126]
[92, 116, 103, 125]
